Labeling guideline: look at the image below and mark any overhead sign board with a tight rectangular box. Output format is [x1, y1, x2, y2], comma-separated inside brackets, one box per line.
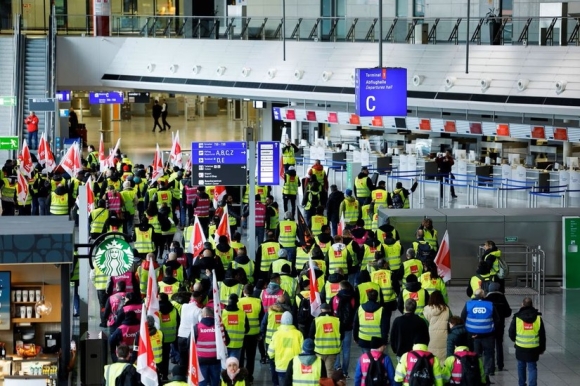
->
[89, 91, 124, 104]
[191, 141, 247, 186]
[28, 98, 56, 112]
[0, 96, 16, 106]
[355, 67, 408, 117]
[0, 136, 19, 150]
[257, 142, 280, 186]
[56, 90, 72, 102]
[127, 92, 150, 103]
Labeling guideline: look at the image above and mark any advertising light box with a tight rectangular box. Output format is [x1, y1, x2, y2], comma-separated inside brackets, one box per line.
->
[355, 68, 408, 117]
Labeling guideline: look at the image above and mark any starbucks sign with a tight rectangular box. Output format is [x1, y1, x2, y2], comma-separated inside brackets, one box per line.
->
[94, 237, 134, 276]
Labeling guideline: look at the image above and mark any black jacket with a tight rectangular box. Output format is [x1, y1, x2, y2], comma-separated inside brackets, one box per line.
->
[220, 368, 249, 386]
[447, 323, 471, 357]
[353, 300, 390, 348]
[326, 190, 345, 222]
[509, 306, 546, 362]
[485, 291, 512, 331]
[390, 312, 430, 356]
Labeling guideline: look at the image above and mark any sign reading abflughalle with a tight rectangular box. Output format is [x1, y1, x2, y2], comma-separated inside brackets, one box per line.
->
[355, 68, 408, 117]
[94, 237, 134, 276]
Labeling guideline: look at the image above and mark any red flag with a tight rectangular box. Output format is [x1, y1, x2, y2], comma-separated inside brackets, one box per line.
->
[170, 131, 183, 168]
[337, 214, 346, 236]
[136, 304, 158, 386]
[214, 206, 231, 243]
[184, 156, 192, 172]
[37, 134, 47, 167]
[18, 139, 33, 178]
[189, 215, 207, 257]
[434, 230, 451, 282]
[279, 151, 285, 180]
[86, 178, 95, 213]
[16, 170, 29, 205]
[213, 185, 226, 207]
[212, 270, 228, 368]
[59, 142, 81, 177]
[188, 324, 204, 386]
[150, 144, 164, 184]
[146, 256, 160, 328]
[107, 138, 121, 168]
[40, 134, 56, 173]
[98, 133, 107, 171]
[308, 257, 322, 317]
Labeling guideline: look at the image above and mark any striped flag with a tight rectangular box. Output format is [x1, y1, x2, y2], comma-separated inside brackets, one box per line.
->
[136, 303, 158, 386]
[309, 257, 321, 317]
[214, 205, 231, 244]
[188, 324, 204, 386]
[212, 270, 228, 368]
[434, 230, 452, 282]
[146, 256, 160, 328]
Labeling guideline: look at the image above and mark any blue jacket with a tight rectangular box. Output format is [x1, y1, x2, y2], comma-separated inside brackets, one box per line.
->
[354, 350, 399, 386]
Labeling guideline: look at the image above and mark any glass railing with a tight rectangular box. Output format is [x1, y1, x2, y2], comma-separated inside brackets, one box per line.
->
[7, 14, 580, 46]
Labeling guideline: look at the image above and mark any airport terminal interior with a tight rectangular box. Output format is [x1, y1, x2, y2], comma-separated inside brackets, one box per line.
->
[3, 0, 580, 384]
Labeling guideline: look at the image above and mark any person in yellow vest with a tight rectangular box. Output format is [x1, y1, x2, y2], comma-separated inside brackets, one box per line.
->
[265, 196, 280, 238]
[89, 200, 110, 239]
[302, 180, 323, 228]
[508, 297, 545, 386]
[220, 357, 250, 386]
[398, 248, 424, 284]
[466, 262, 495, 299]
[279, 264, 298, 306]
[307, 159, 328, 191]
[394, 343, 446, 386]
[397, 274, 430, 316]
[314, 225, 333, 260]
[371, 258, 400, 317]
[269, 249, 292, 276]
[164, 251, 185, 284]
[283, 339, 327, 386]
[338, 189, 359, 228]
[353, 289, 389, 351]
[48, 184, 70, 216]
[215, 235, 235, 270]
[323, 268, 346, 304]
[371, 180, 389, 214]
[68, 171, 85, 201]
[308, 303, 342, 378]
[327, 235, 351, 279]
[133, 218, 157, 259]
[120, 181, 138, 239]
[390, 180, 418, 209]
[230, 247, 254, 285]
[360, 203, 373, 230]
[282, 166, 300, 217]
[419, 217, 439, 252]
[255, 231, 282, 282]
[281, 138, 299, 171]
[158, 266, 182, 296]
[220, 269, 245, 306]
[354, 166, 374, 208]
[383, 231, 403, 276]
[310, 205, 327, 234]
[132, 315, 163, 367]
[158, 293, 180, 380]
[355, 270, 383, 307]
[223, 294, 250, 361]
[268, 311, 304, 386]
[278, 211, 297, 265]
[420, 260, 449, 304]
[0, 175, 18, 216]
[238, 284, 264, 383]
[103, 344, 140, 386]
[154, 181, 173, 212]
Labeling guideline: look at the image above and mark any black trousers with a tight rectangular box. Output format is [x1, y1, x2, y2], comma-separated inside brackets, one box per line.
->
[240, 334, 259, 382]
[152, 116, 163, 131]
[162, 112, 171, 130]
[283, 194, 297, 216]
[178, 336, 189, 367]
[439, 172, 456, 198]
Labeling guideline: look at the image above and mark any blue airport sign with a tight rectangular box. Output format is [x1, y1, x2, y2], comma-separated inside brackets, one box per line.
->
[28, 98, 57, 112]
[355, 67, 407, 117]
[191, 142, 248, 186]
[257, 141, 280, 186]
[56, 90, 72, 102]
[89, 91, 124, 104]
[272, 107, 282, 121]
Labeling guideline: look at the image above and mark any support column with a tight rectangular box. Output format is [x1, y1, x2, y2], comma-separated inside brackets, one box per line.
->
[59, 264, 71, 386]
[290, 102, 298, 144]
[564, 141, 572, 159]
[260, 102, 272, 142]
[100, 105, 112, 142]
[93, 0, 111, 36]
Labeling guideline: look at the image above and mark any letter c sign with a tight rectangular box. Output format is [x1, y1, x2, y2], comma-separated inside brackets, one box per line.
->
[366, 96, 376, 112]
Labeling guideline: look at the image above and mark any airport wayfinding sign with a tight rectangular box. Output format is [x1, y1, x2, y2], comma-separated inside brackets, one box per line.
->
[0, 136, 19, 150]
[191, 141, 247, 186]
[257, 142, 280, 186]
[355, 67, 407, 117]
[0, 96, 16, 106]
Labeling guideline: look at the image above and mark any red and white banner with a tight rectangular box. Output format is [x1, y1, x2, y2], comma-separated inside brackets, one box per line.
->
[59, 142, 81, 177]
[434, 230, 452, 282]
[188, 324, 204, 386]
[150, 144, 164, 185]
[98, 133, 107, 172]
[212, 270, 228, 368]
[37, 133, 56, 172]
[279, 151, 285, 184]
[86, 178, 95, 213]
[18, 139, 34, 178]
[16, 170, 29, 205]
[170, 130, 183, 168]
[214, 205, 231, 244]
[213, 185, 226, 208]
[189, 215, 207, 258]
[136, 304, 158, 386]
[146, 256, 160, 328]
[107, 138, 121, 168]
[337, 214, 346, 236]
[309, 257, 321, 317]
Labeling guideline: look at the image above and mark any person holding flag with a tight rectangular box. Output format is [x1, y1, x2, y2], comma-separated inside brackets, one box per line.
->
[37, 133, 56, 173]
[136, 304, 159, 386]
[194, 306, 230, 386]
[434, 230, 451, 283]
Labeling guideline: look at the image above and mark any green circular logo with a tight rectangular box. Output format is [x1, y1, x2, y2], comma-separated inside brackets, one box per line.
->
[94, 237, 134, 276]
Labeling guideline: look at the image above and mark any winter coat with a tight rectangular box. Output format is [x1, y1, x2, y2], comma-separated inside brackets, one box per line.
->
[509, 306, 546, 362]
[422, 304, 450, 361]
[220, 367, 249, 386]
[447, 323, 471, 357]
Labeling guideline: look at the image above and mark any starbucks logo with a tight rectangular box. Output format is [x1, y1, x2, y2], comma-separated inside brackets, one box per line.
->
[94, 238, 134, 276]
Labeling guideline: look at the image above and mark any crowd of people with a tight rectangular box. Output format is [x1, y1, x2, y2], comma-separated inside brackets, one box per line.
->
[1, 146, 546, 386]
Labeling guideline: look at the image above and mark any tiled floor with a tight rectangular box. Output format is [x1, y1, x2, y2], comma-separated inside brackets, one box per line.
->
[79, 112, 580, 385]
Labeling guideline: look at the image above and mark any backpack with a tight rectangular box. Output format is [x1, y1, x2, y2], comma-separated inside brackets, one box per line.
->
[408, 351, 435, 386]
[296, 293, 312, 327]
[365, 353, 389, 386]
[496, 257, 509, 279]
[417, 242, 434, 261]
[475, 274, 492, 293]
[391, 192, 404, 209]
[454, 352, 481, 386]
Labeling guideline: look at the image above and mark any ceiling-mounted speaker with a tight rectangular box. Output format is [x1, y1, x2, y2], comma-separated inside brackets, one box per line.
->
[412, 75, 424, 86]
[517, 79, 529, 91]
[555, 80, 567, 94]
[267, 68, 276, 79]
[146, 63, 155, 73]
[445, 76, 456, 89]
[169, 64, 178, 73]
[192, 65, 201, 75]
[480, 78, 491, 91]
[294, 69, 304, 80]
[216, 66, 226, 76]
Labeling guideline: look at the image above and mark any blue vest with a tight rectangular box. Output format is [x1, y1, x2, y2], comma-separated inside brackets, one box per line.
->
[465, 300, 494, 334]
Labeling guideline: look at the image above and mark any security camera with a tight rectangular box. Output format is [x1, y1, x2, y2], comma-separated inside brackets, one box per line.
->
[241, 67, 251, 78]
[555, 80, 567, 94]
[445, 77, 456, 88]
[480, 78, 491, 91]
[216, 66, 226, 76]
[169, 64, 178, 73]
[192, 65, 201, 75]
[517, 79, 529, 92]
[412, 75, 424, 87]
[322, 71, 333, 82]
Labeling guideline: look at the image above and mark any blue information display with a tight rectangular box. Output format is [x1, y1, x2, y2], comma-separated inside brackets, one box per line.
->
[257, 141, 280, 186]
[191, 142, 247, 186]
[355, 67, 407, 117]
[272, 107, 282, 121]
[28, 98, 57, 112]
[56, 90, 72, 102]
[89, 91, 124, 104]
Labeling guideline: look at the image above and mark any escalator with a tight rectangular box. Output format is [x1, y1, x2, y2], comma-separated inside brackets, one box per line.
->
[22, 37, 48, 139]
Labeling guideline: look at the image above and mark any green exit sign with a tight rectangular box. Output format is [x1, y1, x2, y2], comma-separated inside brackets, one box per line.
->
[0, 136, 19, 150]
[0, 96, 16, 107]
[505, 236, 518, 243]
